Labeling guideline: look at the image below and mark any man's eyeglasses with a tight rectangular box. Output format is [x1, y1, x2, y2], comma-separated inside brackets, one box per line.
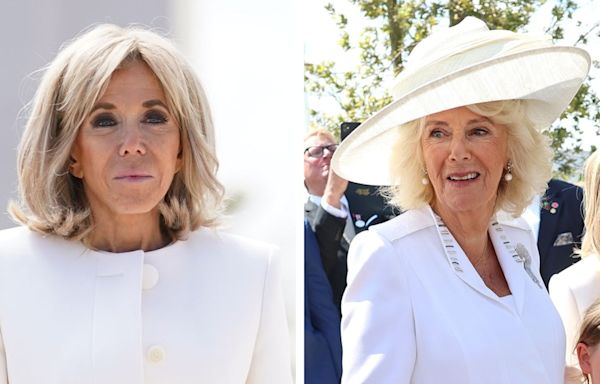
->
[304, 144, 338, 158]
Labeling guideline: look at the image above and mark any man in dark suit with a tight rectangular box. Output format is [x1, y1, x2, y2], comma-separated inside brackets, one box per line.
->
[536, 179, 585, 288]
[304, 220, 342, 384]
[304, 129, 399, 310]
[304, 129, 350, 312]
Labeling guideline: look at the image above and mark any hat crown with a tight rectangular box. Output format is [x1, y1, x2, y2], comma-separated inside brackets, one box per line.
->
[392, 17, 551, 99]
[332, 16, 590, 186]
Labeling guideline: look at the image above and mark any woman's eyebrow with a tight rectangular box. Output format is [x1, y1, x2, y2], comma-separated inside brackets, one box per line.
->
[142, 99, 168, 109]
[424, 120, 448, 128]
[467, 117, 492, 125]
[90, 102, 116, 113]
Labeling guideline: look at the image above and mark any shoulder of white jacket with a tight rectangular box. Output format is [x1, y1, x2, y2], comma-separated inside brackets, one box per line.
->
[0, 225, 86, 260]
[0, 225, 59, 245]
[185, 228, 277, 260]
[367, 206, 435, 243]
[495, 211, 532, 233]
[0, 225, 32, 237]
[553, 255, 599, 283]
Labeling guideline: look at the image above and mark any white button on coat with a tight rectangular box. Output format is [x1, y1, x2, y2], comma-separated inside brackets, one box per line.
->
[147, 345, 166, 363]
[142, 264, 159, 290]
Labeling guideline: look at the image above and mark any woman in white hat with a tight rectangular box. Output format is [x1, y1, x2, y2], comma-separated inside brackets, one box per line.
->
[333, 17, 590, 383]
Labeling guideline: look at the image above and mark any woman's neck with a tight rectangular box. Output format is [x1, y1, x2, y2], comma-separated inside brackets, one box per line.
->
[432, 202, 494, 261]
[87, 209, 168, 253]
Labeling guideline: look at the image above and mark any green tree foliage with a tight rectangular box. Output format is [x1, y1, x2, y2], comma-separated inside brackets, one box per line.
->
[305, 0, 600, 179]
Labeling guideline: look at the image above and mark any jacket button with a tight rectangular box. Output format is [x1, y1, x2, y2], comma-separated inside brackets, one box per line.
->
[142, 264, 159, 290]
[147, 345, 166, 363]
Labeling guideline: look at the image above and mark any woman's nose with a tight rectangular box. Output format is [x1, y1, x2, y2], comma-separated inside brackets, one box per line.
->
[448, 135, 471, 161]
[118, 121, 146, 156]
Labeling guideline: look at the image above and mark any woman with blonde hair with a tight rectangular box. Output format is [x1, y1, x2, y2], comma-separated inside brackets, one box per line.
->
[551, 150, 600, 370]
[0, 24, 291, 383]
[332, 17, 590, 383]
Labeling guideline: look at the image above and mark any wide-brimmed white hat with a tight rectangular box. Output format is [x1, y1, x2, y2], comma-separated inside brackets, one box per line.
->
[331, 16, 591, 186]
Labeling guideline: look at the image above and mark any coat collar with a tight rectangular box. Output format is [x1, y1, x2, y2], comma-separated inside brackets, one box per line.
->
[425, 205, 540, 315]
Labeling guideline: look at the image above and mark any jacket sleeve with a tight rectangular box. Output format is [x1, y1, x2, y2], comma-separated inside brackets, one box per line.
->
[341, 231, 415, 383]
[312, 205, 346, 277]
[0, 328, 7, 384]
[549, 273, 581, 366]
[246, 248, 293, 384]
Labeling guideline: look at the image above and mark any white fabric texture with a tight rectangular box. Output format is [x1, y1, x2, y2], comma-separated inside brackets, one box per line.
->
[341, 206, 564, 383]
[0, 226, 292, 384]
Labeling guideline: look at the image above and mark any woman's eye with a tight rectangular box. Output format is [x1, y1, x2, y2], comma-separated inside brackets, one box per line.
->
[429, 129, 444, 138]
[472, 127, 489, 136]
[144, 111, 168, 124]
[92, 114, 116, 127]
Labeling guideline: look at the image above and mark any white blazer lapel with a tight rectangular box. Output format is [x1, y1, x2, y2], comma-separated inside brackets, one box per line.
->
[429, 207, 502, 302]
[92, 251, 145, 384]
[489, 223, 528, 314]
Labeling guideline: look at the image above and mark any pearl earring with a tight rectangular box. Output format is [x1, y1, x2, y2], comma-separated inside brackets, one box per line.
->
[421, 169, 429, 185]
[504, 160, 513, 182]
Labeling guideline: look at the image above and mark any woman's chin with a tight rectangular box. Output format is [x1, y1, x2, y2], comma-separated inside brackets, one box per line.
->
[435, 197, 494, 216]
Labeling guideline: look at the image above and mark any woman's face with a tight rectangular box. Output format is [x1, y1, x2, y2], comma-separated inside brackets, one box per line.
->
[421, 106, 508, 215]
[70, 61, 181, 221]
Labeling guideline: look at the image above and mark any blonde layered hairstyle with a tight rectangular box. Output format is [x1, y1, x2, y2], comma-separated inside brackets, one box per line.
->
[579, 150, 600, 258]
[384, 100, 552, 217]
[9, 24, 224, 243]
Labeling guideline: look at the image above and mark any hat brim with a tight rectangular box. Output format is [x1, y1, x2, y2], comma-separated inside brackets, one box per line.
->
[332, 46, 590, 186]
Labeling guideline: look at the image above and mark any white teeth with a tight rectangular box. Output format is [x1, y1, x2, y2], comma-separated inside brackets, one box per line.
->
[449, 173, 478, 181]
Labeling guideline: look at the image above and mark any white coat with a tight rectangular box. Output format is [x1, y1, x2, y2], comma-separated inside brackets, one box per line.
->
[549, 254, 600, 366]
[0, 226, 292, 384]
[341, 206, 565, 384]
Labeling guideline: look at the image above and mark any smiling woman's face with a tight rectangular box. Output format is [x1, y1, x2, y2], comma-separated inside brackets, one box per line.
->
[421, 106, 508, 216]
[70, 60, 182, 222]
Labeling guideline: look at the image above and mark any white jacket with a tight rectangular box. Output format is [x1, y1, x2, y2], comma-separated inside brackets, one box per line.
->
[549, 254, 600, 366]
[341, 206, 565, 384]
[0, 226, 292, 384]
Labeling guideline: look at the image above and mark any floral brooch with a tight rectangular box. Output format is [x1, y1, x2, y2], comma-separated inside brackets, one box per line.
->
[541, 199, 559, 214]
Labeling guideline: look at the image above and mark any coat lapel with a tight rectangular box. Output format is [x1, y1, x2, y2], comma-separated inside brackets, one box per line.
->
[489, 223, 527, 314]
[537, 188, 560, 268]
[429, 208, 501, 303]
[429, 207, 533, 312]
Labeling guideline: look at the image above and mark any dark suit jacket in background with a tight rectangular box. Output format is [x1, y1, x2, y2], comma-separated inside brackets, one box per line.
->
[305, 185, 399, 311]
[304, 200, 348, 312]
[538, 179, 584, 288]
[304, 220, 342, 384]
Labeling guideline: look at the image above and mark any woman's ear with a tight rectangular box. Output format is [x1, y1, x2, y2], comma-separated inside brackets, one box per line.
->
[69, 151, 83, 179]
[175, 143, 183, 173]
[577, 342, 593, 375]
